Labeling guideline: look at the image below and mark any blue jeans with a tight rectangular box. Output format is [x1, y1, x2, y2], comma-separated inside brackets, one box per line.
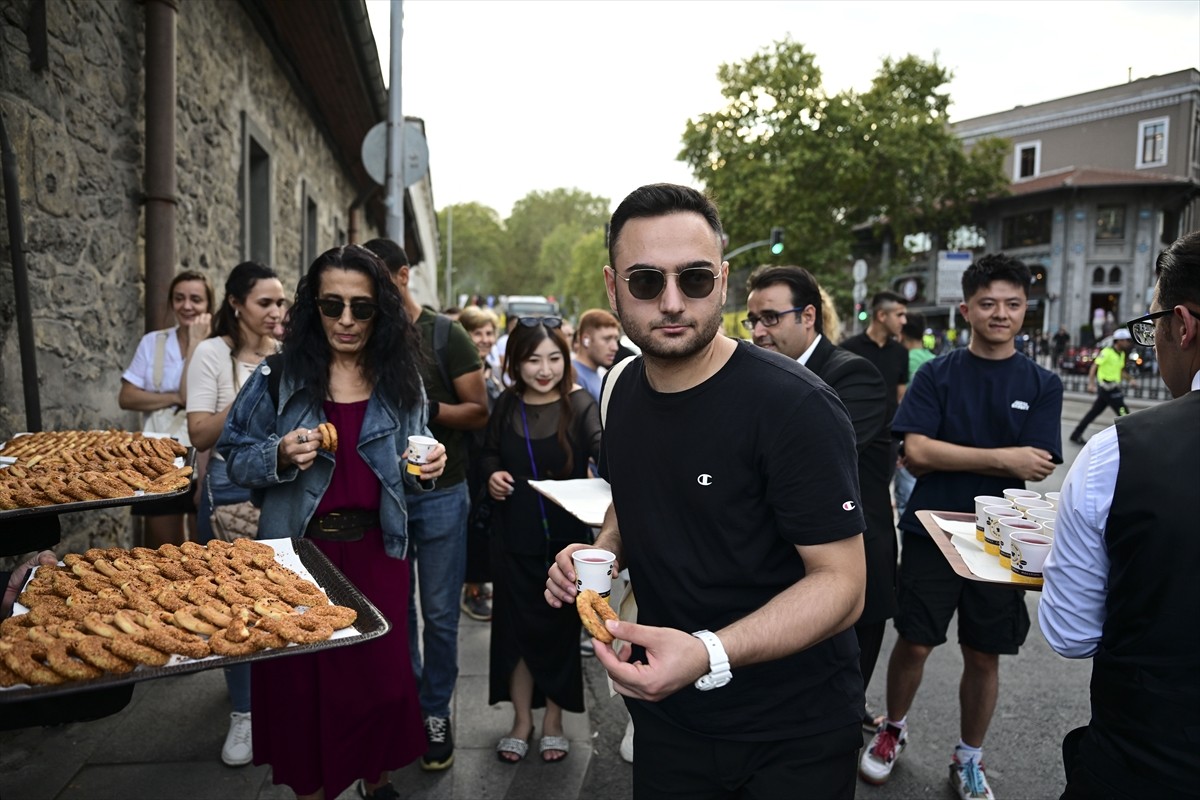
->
[197, 458, 252, 714]
[893, 463, 916, 520]
[406, 480, 470, 719]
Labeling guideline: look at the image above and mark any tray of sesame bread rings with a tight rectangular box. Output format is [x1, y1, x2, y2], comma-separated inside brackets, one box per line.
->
[0, 430, 197, 520]
[0, 538, 389, 701]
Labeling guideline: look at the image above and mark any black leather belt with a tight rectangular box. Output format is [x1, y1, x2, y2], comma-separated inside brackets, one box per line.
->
[305, 510, 379, 542]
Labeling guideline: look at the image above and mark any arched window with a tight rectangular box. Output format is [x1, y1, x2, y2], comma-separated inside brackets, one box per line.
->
[1108, 266, 1122, 284]
[1092, 267, 1106, 284]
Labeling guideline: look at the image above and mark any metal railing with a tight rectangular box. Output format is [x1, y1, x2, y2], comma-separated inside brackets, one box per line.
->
[1057, 371, 1171, 402]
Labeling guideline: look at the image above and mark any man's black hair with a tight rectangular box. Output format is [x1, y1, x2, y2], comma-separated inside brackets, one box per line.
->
[746, 265, 824, 335]
[870, 290, 907, 314]
[362, 238, 409, 274]
[902, 312, 927, 341]
[608, 184, 722, 266]
[1155, 230, 1200, 309]
[961, 253, 1031, 301]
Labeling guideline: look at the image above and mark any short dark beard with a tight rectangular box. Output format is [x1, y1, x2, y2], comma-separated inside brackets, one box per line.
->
[614, 290, 724, 361]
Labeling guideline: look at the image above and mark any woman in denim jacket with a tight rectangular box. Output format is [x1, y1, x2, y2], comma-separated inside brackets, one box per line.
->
[217, 244, 446, 800]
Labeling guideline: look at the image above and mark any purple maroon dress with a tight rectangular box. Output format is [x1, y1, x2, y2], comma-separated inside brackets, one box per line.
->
[251, 400, 426, 797]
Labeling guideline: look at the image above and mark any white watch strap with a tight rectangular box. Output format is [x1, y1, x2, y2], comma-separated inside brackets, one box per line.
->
[691, 630, 732, 690]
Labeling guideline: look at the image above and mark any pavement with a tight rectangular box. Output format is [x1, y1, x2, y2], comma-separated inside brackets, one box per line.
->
[0, 388, 1155, 800]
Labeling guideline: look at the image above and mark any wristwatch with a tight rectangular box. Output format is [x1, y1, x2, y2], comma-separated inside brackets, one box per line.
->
[691, 630, 732, 691]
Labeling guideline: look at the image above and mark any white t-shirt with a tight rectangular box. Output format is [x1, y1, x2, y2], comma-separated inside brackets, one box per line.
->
[186, 337, 260, 416]
[123, 327, 184, 393]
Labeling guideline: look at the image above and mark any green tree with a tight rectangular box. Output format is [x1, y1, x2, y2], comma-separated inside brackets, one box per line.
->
[680, 40, 1007, 306]
[559, 228, 610, 319]
[438, 202, 507, 300]
[502, 188, 610, 293]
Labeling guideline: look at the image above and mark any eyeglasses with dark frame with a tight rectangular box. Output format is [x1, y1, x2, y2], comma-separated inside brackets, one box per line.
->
[316, 298, 379, 321]
[741, 306, 809, 331]
[615, 267, 720, 301]
[1125, 307, 1200, 346]
[517, 316, 563, 329]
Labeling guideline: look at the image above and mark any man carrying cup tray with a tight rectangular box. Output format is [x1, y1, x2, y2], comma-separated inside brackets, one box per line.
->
[860, 254, 1064, 800]
[1040, 230, 1200, 799]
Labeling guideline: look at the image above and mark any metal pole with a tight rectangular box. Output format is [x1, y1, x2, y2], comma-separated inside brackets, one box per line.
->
[144, 0, 178, 333]
[385, 0, 404, 242]
[445, 206, 453, 307]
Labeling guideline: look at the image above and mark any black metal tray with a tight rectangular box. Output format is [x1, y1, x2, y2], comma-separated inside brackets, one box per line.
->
[0, 539, 391, 702]
[0, 448, 197, 524]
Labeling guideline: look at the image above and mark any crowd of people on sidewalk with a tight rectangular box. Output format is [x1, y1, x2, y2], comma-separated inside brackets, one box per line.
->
[5, 183, 1197, 800]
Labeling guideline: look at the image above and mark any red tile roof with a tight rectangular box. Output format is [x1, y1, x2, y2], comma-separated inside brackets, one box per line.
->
[1009, 166, 1195, 196]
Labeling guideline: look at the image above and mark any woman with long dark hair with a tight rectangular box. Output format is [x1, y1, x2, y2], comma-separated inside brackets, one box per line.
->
[481, 318, 601, 764]
[186, 260, 285, 766]
[218, 244, 446, 800]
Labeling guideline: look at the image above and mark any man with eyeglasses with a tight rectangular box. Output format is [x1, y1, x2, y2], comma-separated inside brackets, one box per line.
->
[1040, 230, 1200, 800]
[745, 265, 897, 734]
[363, 238, 489, 772]
[546, 184, 868, 798]
[861, 253, 1063, 800]
[1067, 328, 1137, 445]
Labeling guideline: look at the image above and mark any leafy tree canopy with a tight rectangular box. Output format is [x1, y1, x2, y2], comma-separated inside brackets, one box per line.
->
[501, 188, 610, 294]
[437, 202, 507, 300]
[679, 40, 1008, 309]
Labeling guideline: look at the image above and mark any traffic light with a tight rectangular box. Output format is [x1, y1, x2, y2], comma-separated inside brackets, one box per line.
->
[769, 227, 784, 255]
[856, 302, 868, 322]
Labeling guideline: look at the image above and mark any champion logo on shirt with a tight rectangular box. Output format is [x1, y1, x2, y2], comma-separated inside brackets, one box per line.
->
[1011, 400, 1030, 411]
[842, 501, 856, 511]
[697, 474, 714, 486]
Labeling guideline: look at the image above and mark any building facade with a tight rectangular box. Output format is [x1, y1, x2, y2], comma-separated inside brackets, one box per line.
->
[953, 69, 1199, 342]
[0, 0, 439, 549]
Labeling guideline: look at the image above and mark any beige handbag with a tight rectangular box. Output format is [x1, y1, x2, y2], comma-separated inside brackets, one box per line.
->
[210, 501, 261, 541]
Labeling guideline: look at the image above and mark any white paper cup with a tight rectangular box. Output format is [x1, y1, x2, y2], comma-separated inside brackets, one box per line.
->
[405, 435, 439, 476]
[974, 495, 1012, 542]
[1039, 518, 1055, 535]
[1043, 491, 1061, 509]
[1003, 488, 1041, 505]
[1025, 508, 1057, 525]
[983, 506, 1024, 556]
[999, 518, 1042, 570]
[1010, 532, 1054, 585]
[572, 548, 617, 597]
[1016, 497, 1054, 516]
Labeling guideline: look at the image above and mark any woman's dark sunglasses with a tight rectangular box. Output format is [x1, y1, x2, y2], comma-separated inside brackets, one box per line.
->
[517, 316, 563, 329]
[616, 267, 719, 301]
[317, 298, 378, 321]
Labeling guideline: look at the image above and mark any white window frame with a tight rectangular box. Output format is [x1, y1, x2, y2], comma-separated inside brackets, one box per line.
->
[1136, 116, 1169, 169]
[1013, 140, 1041, 181]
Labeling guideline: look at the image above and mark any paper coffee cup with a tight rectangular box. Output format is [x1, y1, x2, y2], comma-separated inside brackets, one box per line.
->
[983, 506, 1024, 556]
[974, 495, 1011, 542]
[1043, 491, 1061, 509]
[1015, 497, 1053, 516]
[1025, 508, 1057, 525]
[405, 435, 439, 476]
[1003, 488, 1041, 505]
[572, 548, 617, 597]
[999, 518, 1042, 570]
[1010, 532, 1054, 585]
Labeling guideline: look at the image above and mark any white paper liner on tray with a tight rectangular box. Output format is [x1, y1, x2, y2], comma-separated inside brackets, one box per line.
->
[931, 513, 1024, 583]
[3, 539, 363, 692]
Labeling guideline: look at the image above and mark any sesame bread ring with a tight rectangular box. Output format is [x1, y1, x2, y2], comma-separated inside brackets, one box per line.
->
[303, 604, 357, 630]
[575, 589, 617, 644]
[0, 640, 63, 685]
[72, 636, 136, 674]
[173, 605, 220, 636]
[318, 422, 338, 453]
[107, 635, 171, 667]
[45, 640, 104, 681]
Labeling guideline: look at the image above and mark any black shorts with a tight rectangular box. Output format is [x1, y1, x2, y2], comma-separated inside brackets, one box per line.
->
[894, 530, 1029, 654]
[627, 701, 859, 800]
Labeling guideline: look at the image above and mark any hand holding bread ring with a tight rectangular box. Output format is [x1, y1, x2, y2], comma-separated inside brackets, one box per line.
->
[277, 427, 320, 471]
[544, 542, 592, 608]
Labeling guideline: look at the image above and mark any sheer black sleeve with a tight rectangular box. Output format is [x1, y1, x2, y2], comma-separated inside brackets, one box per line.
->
[480, 390, 513, 480]
[571, 389, 603, 464]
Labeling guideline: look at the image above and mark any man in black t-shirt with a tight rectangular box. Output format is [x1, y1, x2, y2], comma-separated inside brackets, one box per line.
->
[841, 290, 910, 425]
[546, 185, 867, 799]
[859, 254, 1063, 800]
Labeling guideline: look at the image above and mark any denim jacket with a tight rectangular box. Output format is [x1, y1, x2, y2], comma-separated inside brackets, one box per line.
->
[216, 361, 431, 559]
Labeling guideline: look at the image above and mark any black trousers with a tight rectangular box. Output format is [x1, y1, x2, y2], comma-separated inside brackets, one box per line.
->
[1072, 388, 1129, 437]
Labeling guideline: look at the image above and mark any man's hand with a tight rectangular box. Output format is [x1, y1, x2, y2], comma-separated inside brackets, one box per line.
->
[1086, 381, 1097, 394]
[544, 542, 595, 608]
[592, 619, 711, 702]
[2, 551, 57, 619]
[999, 446, 1056, 482]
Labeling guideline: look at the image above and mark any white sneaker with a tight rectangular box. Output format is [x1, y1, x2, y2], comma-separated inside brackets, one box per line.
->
[949, 748, 995, 800]
[619, 718, 634, 763]
[221, 711, 253, 766]
[859, 722, 907, 785]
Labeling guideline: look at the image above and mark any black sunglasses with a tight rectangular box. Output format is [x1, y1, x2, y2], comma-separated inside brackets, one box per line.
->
[316, 298, 378, 321]
[517, 316, 563, 329]
[615, 267, 719, 301]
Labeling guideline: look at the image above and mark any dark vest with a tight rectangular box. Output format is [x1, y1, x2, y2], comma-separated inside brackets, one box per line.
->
[1080, 390, 1200, 795]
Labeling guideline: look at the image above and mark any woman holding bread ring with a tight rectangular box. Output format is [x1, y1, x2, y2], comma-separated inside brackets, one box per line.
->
[219, 245, 446, 800]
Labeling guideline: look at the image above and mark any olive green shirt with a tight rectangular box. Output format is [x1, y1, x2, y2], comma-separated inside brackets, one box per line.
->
[416, 308, 482, 486]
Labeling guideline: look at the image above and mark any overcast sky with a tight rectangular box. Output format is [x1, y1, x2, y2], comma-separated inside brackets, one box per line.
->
[366, 0, 1200, 218]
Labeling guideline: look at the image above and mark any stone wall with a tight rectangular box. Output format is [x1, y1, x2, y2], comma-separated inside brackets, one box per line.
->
[1, 0, 378, 557]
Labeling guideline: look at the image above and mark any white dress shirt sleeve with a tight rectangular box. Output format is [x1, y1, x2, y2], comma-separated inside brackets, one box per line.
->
[1039, 425, 1120, 658]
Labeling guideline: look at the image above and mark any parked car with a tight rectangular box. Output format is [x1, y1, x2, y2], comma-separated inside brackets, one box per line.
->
[1058, 335, 1152, 375]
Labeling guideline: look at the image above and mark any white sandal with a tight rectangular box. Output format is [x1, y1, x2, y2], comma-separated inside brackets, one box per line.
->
[496, 735, 529, 763]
